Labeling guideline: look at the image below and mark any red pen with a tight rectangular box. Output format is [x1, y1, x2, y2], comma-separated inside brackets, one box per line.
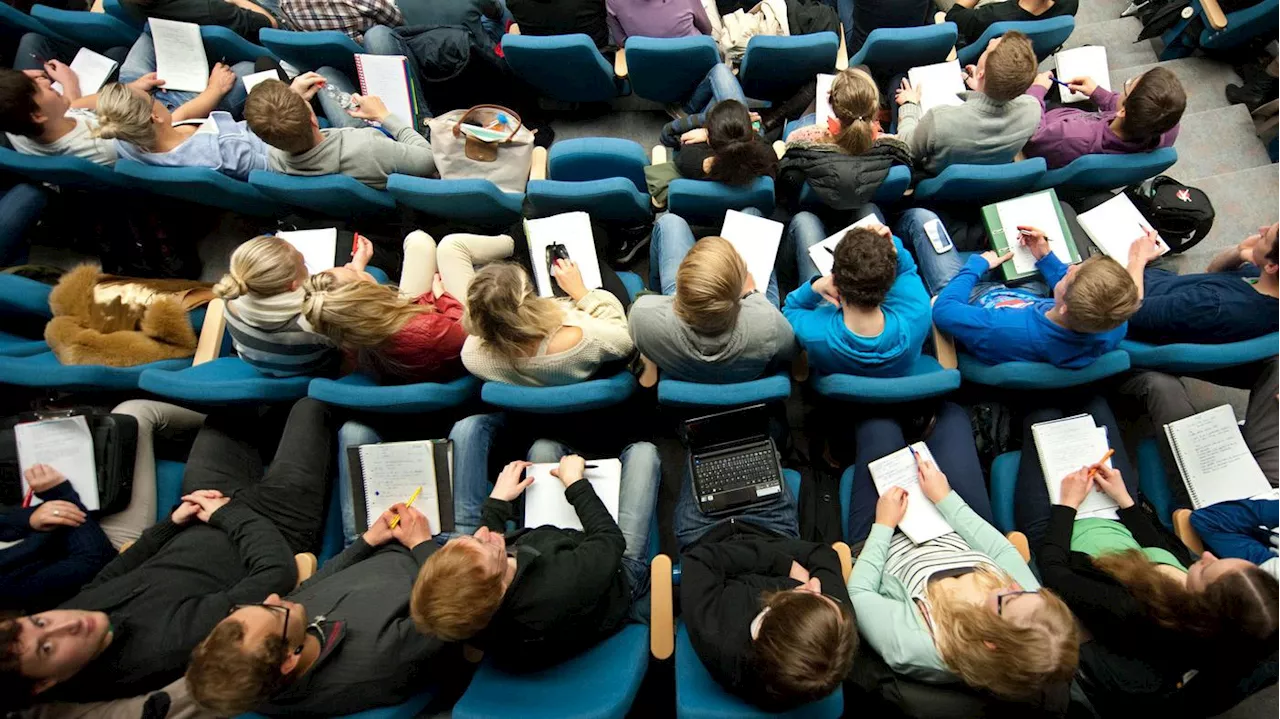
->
[352, 232, 363, 255]
[22, 487, 33, 508]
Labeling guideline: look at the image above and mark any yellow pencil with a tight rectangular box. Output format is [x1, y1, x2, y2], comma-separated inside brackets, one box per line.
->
[389, 485, 422, 529]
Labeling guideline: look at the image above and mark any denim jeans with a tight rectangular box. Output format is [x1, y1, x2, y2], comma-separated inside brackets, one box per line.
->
[649, 209, 780, 306]
[684, 62, 748, 115]
[674, 464, 800, 552]
[0, 183, 47, 266]
[336, 420, 381, 545]
[894, 207, 1049, 299]
[312, 66, 367, 129]
[787, 205, 886, 283]
[119, 33, 255, 116]
[16, 33, 129, 72]
[362, 25, 433, 121]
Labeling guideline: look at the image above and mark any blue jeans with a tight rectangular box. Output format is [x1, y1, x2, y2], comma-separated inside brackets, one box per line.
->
[119, 33, 255, 116]
[336, 420, 380, 545]
[847, 402, 994, 544]
[313, 66, 367, 129]
[448, 412, 509, 536]
[0, 183, 47, 266]
[788, 205, 886, 283]
[674, 465, 800, 551]
[16, 33, 129, 72]
[362, 25, 433, 121]
[894, 208, 1049, 299]
[684, 62, 747, 115]
[649, 209, 780, 306]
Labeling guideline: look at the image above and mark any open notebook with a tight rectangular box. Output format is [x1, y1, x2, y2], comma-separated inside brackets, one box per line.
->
[983, 189, 1079, 281]
[355, 54, 417, 127]
[1165, 405, 1273, 509]
[347, 440, 454, 533]
[1077, 193, 1169, 263]
[719, 210, 783, 293]
[869, 443, 952, 543]
[1054, 46, 1110, 103]
[277, 228, 337, 274]
[524, 211, 603, 298]
[908, 60, 966, 114]
[16, 416, 99, 511]
[149, 18, 208, 93]
[1032, 414, 1118, 520]
[806, 213, 881, 277]
[52, 48, 118, 96]
[523, 459, 621, 531]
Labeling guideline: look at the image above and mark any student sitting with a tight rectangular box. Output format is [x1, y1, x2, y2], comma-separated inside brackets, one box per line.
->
[508, 0, 611, 50]
[411, 445, 661, 668]
[213, 235, 341, 378]
[630, 214, 794, 383]
[278, 0, 402, 41]
[244, 81, 436, 190]
[849, 401, 1079, 701]
[1015, 396, 1280, 715]
[661, 98, 777, 185]
[461, 262, 634, 387]
[895, 32, 1041, 174]
[186, 503, 453, 716]
[1023, 67, 1185, 170]
[607, 0, 710, 46]
[943, 0, 1078, 50]
[118, 36, 257, 118]
[1191, 499, 1279, 579]
[1, 465, 116, 613]
[0, 399, 334, 705]
[782, 212, 931, 377]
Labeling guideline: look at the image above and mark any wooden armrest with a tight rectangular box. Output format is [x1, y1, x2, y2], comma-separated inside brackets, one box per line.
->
[193, 297, 227, 366]
[1173, 509, 1206, 554]
[772, 140, 786, 159]
[833, 541, 853, 581]
[1007, 531, 1031, 562]
[294, 552, 317, 587]
[529, 145, 548, 181]
[946, 45, 957, 62]
[835, 23, 848, 71]
[508, 22, 520, 34]
[91, 0, 105, 11]
[1199, 0, 1228, 30]
[119, 541, 133, 554]
[651, 144, 668, 165]
[651, 554, 674, 660]
[930, 297, 957, 369]
[638, 354, 659, 388]
[791, 350, 809, 382]
[934, 10, 947, 23]
[614, 47, 628, 78]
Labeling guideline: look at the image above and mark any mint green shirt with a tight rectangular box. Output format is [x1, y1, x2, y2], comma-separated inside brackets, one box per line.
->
[1071, 517, 1187, 571]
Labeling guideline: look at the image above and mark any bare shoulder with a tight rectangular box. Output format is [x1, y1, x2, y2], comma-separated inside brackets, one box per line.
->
[544, 324, 584, 354]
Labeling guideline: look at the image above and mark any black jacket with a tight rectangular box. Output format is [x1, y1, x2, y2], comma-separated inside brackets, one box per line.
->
[122, 0, 273, 41]
[777, 138, 913, 212]
[473, 480, 630, 669]
[1, 482, 115, 612]
[46, 502, 296, 703]
[506, 0, 610, 50]
[848, 0, 930, 54]
[680, 520, 850, 712]
[947, 0, 1077, 47]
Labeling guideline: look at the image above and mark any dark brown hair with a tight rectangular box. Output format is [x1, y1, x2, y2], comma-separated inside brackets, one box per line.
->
[752, 591, 857, 706]
[186, 620, 290, 715]
[983, 31, 1038, 102]
[705, 99, 778, 186]
[1120, 67, 1186, 142]
[832, 228, 897, 308]
[0, 70, 43, 137]
[244, 80, 316, 154]
[411, 541, 506, 641]
[0, 616, 37, 704]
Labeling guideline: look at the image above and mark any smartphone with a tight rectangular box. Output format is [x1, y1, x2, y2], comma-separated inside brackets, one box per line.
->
[924, 219, 953, 254]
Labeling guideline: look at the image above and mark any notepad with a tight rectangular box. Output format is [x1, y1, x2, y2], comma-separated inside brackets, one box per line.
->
[242, 69, 280, 94]
[983, 189, 1079, 281]
[1054, 46, 1110, 103]
[1165, 405, 1272, 509]
[908, 60, 967, 114]
[524, 211, 603, 298]
[52, 47, 118, 96]
[276, 228, 337, 275]
[869, 443, 952, 543]
[806, 213, 881, 277]
[149, 18, 209, 93]
[347, 439, 453, 533]
[719, 210, 784, 293]
[523, 459, 621, 531]
[1076, 193, 1169, 263]
[15, 416, 99, 511]
[815, 73, 836, 126]
[355, 54, 415, 127]
[1032, 414, 1118, 520]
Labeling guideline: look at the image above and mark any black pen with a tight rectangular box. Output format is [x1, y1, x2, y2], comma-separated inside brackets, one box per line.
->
[824, 246, 835, 255]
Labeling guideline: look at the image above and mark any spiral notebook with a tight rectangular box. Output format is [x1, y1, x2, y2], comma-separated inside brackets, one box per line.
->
[346, 439, 453, 533]
[354, 54, 417, 128]
[1032, 413, 1118, 520]
[1165, 405, 1273, 509]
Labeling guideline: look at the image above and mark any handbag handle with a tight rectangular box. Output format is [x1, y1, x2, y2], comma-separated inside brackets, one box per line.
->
[452, 105, 524, 143]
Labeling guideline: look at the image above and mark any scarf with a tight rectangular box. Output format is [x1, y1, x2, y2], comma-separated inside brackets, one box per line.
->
[230, 288, 309, 329]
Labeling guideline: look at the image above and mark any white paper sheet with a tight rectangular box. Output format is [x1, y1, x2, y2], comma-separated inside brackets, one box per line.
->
[806, 213, 881, 277]
[355, 54, 414, 125]
[1032, 414, 1118, 520]
[995, 191, 1071, 274]
[815, 73, 836, 126]
[523, 459, 622, 531]
[242, 69, 280, 94]
[15, 416, 99, 511]
[1076, 193, 1169, 263]
[358, 441, 441, 533]
[524, 212, 603, 298]
[1054, 46, 1110, 103]
[52, 47, 118, 95]
[1166, 405, 1271, 509]
[149, 18, 209, 93]
[276, 228, 337, 275]
[719, 210, 784, 293]
[908, 60, 966, 115]
[869, 443, 952, 544]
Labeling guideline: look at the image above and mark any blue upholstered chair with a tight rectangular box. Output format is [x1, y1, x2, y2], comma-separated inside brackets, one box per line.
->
[621, 35, 721, 103]
[656, 371, 792, 408]
[810, 355, 961, 404]
[0, 148, 133, 192]
[989, 451, 1022, 534]
[1034, 148, 1177, 192]
[258, 28, 363, 77]
[307, 373, 481, 413]
[239, 694, 435, 719]
[0, 2, 65, 40]
[1120, 333, 1279, 374]
[794, 165, 913, 209]
[115, 161, 286, 216]
[387, 175, 524, 227]
[913, 158, 1047, 204]
[955, 16, 1075, 65]
[526, 138, 652, 224]
[501, 33, 625, 103]
[201, 25, 275, 64]
[0, 273, 51, 358]
[0, 350, 192, 391]
[1135, 437, 1176, 529]
[248, 171, 396, 218]
[29, 5, 139, 52]
[102, 0, 145, 29]
[955, 350, 1131, 390]
[847, 24, 958, 75]
[1161, 0, 1279, 59]
[139, 357, 314, 405]
[738, 32, 840, 101]
[667, 177, 775, 226]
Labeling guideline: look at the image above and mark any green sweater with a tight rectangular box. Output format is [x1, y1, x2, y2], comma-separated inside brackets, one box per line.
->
[847, 491, 1039, 682]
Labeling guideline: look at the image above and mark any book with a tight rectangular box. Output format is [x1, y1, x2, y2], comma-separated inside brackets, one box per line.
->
[815, 73, 836, 127]
[1054, 46, 1110, 103]
[523, 211, 603, 298]
[806, 213, 881, 277]
[355, 54, 415, 128]
[15, 416, 99, 511]
[719, 210, 784, 293]
[982, 189, 1079, 282]
[523, 459, 622, 531]
[868, 442, 952, 543]
[1076, 193, 1169, 263]
[907, 60, 966, 115]
[242, 69, 280, 94]
[346, 439, 454, 534]
[1165, 405, 1272, 509]
[52, 47, 118, 96]
[1031, 413, 1118, 520]
[276, 228, 337, 275]
[149, 18, 209, 93]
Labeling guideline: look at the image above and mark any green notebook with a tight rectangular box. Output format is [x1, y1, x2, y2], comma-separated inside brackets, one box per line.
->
[981, 189, 1079, 282]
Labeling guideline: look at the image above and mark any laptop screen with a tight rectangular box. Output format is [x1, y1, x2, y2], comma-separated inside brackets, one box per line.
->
[683, 403, 770, 453]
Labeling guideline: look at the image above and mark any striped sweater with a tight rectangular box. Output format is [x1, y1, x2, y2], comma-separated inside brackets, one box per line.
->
[224, 302, 340, 377]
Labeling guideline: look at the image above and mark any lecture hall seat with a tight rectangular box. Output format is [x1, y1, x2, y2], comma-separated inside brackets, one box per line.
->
[620, 35, 721, 104]
[1119, 333, 1280, 374]
[913, 158, 1047, 205]
[1033, 148, 1178, 193]
[258, 28, 364, 77]
[29, 5, 139, 53]
[955, 16, 1075, 66]
[525, 138, 653, 224]
[501, 33, 626, 103]
[114, 161, 287, 217]
[738, 33, 840, 102]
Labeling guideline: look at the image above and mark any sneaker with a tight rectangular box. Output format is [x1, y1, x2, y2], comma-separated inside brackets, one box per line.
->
[610, 234, 650, 265]
[664, 103, 689, 121]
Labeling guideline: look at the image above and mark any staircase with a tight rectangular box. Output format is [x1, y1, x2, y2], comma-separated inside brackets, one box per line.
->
[1053, 0, 1278, 272]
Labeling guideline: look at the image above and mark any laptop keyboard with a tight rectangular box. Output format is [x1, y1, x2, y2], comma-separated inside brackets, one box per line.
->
[695, 449, 777, 493]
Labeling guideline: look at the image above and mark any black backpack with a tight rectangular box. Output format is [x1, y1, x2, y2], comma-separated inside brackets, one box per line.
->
[1125, 175, 1216, 254]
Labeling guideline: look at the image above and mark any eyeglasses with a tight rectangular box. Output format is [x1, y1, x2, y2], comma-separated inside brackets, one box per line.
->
[229, 603, 291, 646]
[1123, 76, 1138, 95]
[996, 590, 1039, 616]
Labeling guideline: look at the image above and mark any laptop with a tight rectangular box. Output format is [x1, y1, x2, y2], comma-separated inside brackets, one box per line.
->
[683, 404, 784, 515]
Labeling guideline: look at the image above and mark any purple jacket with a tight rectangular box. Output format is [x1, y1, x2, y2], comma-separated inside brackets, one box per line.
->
[1021, 84, 1179, 169]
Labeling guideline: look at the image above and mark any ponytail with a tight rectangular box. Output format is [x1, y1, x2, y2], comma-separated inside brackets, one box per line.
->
[705, 99, 778, 186]
[828, 68, 879, 156]
[214, 235, 304, 301]
[92, 82, 159, 151]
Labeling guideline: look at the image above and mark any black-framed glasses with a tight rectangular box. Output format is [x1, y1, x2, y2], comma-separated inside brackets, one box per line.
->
[229, 603, 291, 645]
[996, 590, 1039, 616]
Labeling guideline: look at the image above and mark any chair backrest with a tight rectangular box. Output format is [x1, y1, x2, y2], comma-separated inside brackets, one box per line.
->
[525, 178, 651, 223]
[547, 137, 648, 191]
[114, 161, 284, 216]
[386, 174, 523, 227]
[810, 355, 962, 404]
[0, 148, 133, 192]
[956, 349, 1131, 389]
[914, 158, 1047, 204]
[956, 15, 1076, 65]
[1120, 332, 1280, 373]
[102, 0, 145, 28]
[501, 34, 619, 103]
[258, 28, 363, 77]
[1036, 147, 1177, 191]
[481, 371, 637, 413]
[738, 32, 839, 100]
[0, 2, 61, 39]
[667, 176, 775, 225]
[657, 371, 792, 408]
[0, 272, 54, 320]
[1200, 0, 1280, 49]
[307, 373, 481, 413]
[29, 5, 139, 51]
[625, 35, 722, 103]
[247, 170, 395, 217]
[201, 25, 274, 65]
[849, 23, 959, 74]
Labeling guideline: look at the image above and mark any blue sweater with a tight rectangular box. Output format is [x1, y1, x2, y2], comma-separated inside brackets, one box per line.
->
[1128, 267, 1278, 345]
[115, 112, 270, 181]
[782, 235, 932, 377]
[1190, 499, 1278, 566]
[932, 253, 1126, 368]
[0, 482, 116, 612]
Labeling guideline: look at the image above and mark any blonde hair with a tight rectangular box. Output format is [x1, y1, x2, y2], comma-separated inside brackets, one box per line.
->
[926, 566, 1080, 700]
[213, 235, 304, 300]
[93, 82, 158, 151]
[829, 68, 879, 156]
[1063, 256, 1141, 333]
[301, 272, 431, 349]
[674, 236, 747, 336]
[462, 263, 563, 359]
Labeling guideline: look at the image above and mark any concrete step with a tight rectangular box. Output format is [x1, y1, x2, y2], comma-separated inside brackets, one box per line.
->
[1109, 57, 1244, 114]
[1166, 163, 1280, 274]
[1167, 104, 1273, 182]
[1073, 0, 1133, 28]
[1061, 17, 1160, 72]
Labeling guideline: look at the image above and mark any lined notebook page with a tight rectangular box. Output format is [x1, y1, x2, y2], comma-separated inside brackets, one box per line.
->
[815, 73, 836, 126]
[276, 228, 337, 274]
[355, 54, 413, 125]
[1166, 405, 1270, 508]
[523, 459, 621, 531]
[996, 191, 1071, 274]
[359, 441, 440, 532]
[53, 48, 118, 95]
[869, 442, 952, 544]
[149, 19, 208, 93]
[1032, 414, 1118, 520]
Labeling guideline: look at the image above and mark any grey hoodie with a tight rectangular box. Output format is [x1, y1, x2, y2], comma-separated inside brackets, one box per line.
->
[266, 114, 435, 189]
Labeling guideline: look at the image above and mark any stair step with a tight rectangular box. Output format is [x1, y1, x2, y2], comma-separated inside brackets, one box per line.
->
[1061, 17, 1160, 71]
[1167, 104, 1273, 182]
[1167, 163, 1280, 274]
[1109, 57, 1244, 114]
[1073, 0, 1133, 28]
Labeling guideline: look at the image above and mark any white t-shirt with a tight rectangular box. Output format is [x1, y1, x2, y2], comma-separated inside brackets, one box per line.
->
[6, 109, 117, 166]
